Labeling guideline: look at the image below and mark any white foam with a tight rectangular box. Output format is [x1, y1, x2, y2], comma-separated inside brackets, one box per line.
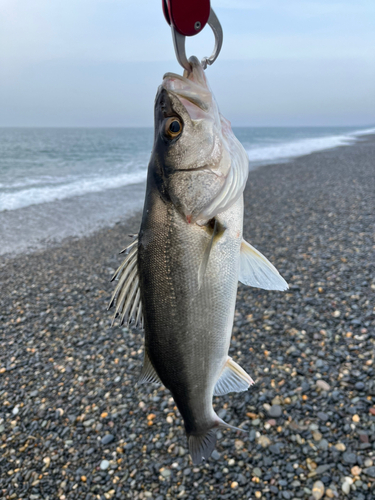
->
[246, 133, 358, 165]
[0, 170, 147, 211]
[349, 127, 375, 136]
[0, 175, 77, 189]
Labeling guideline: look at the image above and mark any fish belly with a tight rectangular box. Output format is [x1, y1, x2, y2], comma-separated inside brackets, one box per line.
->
[138, 189, 243, 434]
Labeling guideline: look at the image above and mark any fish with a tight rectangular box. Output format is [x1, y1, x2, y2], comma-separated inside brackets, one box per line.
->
[109, 56, 288, 464]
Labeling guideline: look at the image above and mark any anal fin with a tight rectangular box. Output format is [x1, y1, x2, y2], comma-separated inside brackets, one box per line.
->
[214, 357, 254, 396]
[138, 351, 162, 385]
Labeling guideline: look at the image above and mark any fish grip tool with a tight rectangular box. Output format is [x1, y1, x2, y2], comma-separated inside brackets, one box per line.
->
[162, 0, 223, 72]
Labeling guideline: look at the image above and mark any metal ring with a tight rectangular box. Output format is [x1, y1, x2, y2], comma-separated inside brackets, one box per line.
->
[171, 7, 223, 73]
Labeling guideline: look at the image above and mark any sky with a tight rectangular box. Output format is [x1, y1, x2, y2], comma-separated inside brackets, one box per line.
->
[0, 0, 374, 127]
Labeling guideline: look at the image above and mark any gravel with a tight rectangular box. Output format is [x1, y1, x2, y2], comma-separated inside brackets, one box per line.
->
[1, 136, 374, 499]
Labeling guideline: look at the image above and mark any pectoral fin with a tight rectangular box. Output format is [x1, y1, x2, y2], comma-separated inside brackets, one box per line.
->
[198, 218, 218, 286]
[138, 351, 162, 385]
[198, 218, 227, 287]
[214, 357, 254, 396]
[239, 239, 288, 291]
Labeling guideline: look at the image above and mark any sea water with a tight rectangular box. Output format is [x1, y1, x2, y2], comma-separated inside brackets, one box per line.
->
[0, 126, 374, 256]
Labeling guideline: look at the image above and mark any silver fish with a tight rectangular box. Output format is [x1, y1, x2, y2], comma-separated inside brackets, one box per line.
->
[109, 57, 288, 464]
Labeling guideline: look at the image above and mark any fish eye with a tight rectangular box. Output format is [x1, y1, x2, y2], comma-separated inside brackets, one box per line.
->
[165, 117, 182, 138]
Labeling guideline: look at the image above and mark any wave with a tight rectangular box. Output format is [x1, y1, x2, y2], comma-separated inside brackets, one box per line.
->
[0, 175, 78, 190]
[0, 170, 147, 211]
[246, 131, 361, 165]
[1, 126, 374, 212]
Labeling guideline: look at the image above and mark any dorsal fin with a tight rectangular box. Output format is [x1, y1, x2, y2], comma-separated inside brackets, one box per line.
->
[108, 236, 144, 328]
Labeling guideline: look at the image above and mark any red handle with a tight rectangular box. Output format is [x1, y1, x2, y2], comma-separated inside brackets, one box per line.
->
[162, 0, 211, 37]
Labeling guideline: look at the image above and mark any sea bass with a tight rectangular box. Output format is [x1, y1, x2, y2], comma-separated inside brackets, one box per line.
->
[109, 57, 288, 464]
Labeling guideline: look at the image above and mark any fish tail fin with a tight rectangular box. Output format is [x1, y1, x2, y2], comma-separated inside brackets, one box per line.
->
[187, 414, 245, 464]
[187, 429, 217, 465]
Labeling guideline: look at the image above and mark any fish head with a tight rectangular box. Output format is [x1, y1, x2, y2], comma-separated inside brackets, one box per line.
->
[152, 56, 248, 223]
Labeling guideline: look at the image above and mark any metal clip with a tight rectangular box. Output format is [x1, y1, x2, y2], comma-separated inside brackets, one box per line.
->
[171, 8, 223, 73]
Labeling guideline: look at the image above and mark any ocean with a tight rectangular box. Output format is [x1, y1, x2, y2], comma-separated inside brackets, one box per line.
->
[1, 126, 374, 256]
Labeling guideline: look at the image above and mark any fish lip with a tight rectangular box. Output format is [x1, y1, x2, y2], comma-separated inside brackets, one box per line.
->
[162, 73, 209, 112]
[162, 72, 188, 84]
[167, 89, 208, 113]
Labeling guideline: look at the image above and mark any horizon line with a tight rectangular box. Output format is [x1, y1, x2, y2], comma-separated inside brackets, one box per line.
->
[0, 124, 374, 129]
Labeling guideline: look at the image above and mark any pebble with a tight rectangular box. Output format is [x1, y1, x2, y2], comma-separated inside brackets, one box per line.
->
[364, 466, 375, 478]
[234, 439, 244, 450]
[101, 434, 115, 445]
[237, 473, 247, 485]
[342, 451, 357, 464]
[315, 464, 332, 475]
[313, 431, 322, 441]
[269, 443, 281, 454]
[351, 466, 361, 476]
[312, 480, 324, 500]
[316, 380, 330, 391]
[268, 405, 282, 418]
[100, 460, 110, 470]
[258, 435, 271, 447]
[160, 468, 171, 478]
[335, 442, 346, 451]
[252, 467, 262, 477]
[318, 439, 329, 451]
[341, 477, 353, 495]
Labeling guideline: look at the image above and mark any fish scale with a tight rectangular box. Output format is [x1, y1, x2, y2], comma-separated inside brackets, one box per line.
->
[139, 192, 242, 432]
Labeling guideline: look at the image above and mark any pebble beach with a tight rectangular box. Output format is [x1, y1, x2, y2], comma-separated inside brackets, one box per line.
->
[1, 136, 374, 499]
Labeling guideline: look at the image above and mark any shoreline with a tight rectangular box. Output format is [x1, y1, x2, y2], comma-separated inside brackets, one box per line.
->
[1, 133, 374, 262]
[1, 134, 374, 499]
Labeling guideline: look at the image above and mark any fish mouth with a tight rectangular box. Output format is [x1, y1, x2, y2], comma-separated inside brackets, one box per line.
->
[162, 72, 210, 114]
